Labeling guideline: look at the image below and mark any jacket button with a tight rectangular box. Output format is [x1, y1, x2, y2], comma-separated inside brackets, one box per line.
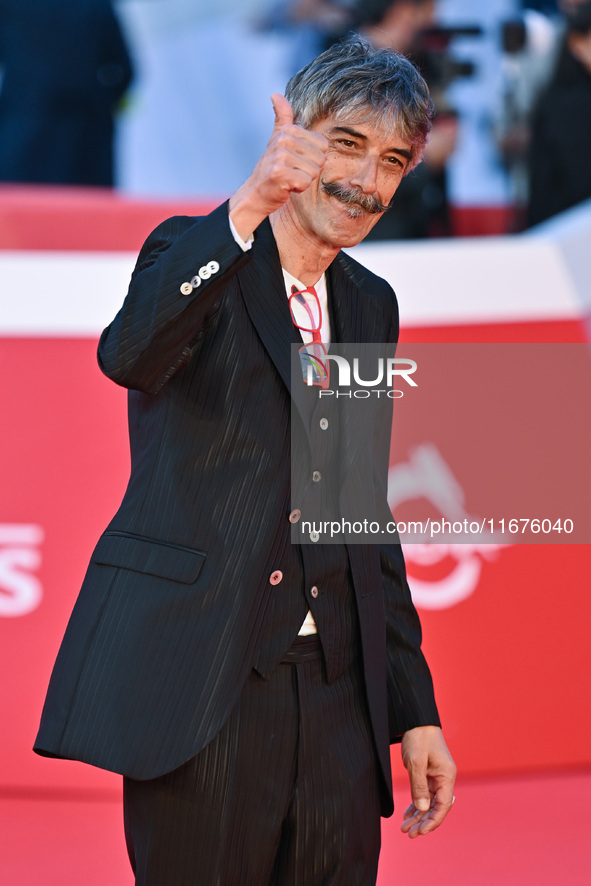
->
[190, 275, 202, 288]
[270, 570, 283, 585]
[180, 282, 193, 295]
[289, 509, 301, 524]
[199, 265, 211, 280]
[207, 260, 220, 274]
[310, 585, 319, 598]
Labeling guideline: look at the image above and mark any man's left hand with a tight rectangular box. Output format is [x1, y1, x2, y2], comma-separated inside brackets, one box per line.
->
[400, 725, 456, 838]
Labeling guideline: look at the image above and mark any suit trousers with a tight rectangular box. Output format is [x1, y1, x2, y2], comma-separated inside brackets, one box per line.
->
[123, 636, 382, 886]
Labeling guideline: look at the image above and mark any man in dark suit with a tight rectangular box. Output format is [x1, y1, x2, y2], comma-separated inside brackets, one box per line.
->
[35, 38, 456, 885]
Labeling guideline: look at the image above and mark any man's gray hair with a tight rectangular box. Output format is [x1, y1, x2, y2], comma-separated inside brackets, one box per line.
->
[285, 38, 433, 172]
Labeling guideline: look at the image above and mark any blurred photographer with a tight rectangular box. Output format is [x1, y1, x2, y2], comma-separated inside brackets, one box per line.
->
[0, 0, 132, 186]
[351, 0, 459, 239]
[527, 1, 591, 225]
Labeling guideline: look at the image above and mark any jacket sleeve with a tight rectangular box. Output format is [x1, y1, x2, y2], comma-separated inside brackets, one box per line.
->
[375, 285, 441, 742]
[97, 201, 251, 394]
[381, 538, 441, 742]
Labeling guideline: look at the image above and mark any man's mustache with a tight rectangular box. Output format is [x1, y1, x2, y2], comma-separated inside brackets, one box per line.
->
[321, 180, 388, 215]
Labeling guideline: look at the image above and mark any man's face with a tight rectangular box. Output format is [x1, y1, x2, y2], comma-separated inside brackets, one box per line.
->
[288, 113, 414, 249]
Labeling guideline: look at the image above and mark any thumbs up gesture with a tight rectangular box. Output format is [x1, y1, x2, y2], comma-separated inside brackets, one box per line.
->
[270, 92, 297, 130]
[229, 94, 328, 241]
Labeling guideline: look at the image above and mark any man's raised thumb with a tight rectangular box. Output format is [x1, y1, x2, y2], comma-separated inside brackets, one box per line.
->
[271, 93, 294, 129]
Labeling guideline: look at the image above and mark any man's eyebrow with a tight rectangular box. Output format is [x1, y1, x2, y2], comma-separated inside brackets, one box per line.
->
[330, 126, 412, 162]
[330, 125, 368, 140]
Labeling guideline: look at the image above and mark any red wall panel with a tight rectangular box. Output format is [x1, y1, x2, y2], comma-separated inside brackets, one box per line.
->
[1, 190, 589, 792]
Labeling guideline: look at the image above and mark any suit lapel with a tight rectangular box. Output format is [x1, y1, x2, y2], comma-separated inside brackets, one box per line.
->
[328, 253, 395, 483]
[327, 251, 371, 345]
[328, 249, 398, 345]
[237, 228, 389, 454]
[329, 253, 369, 479]
[238, 229, 374, 373]
[328, 255, 388, 608]
[237, 219, 311, 441]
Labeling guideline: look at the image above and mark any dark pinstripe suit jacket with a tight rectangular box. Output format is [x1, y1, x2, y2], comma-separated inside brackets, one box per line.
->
[34, 201, 440, 816]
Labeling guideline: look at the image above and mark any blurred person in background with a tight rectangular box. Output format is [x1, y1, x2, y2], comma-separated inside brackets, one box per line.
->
[493, 1, 591, 228]
[493, 7, 560, 228]
[0, 0, 133, 186]
[526, 0, 591, 224]
[345, 0, 459, 239]
[559, 0, 591, 11]
[356, 0, 437, 55]
[260, 0, 355, 71]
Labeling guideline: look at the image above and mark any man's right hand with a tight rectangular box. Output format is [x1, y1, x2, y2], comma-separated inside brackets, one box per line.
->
[229, 94, 328, 242]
